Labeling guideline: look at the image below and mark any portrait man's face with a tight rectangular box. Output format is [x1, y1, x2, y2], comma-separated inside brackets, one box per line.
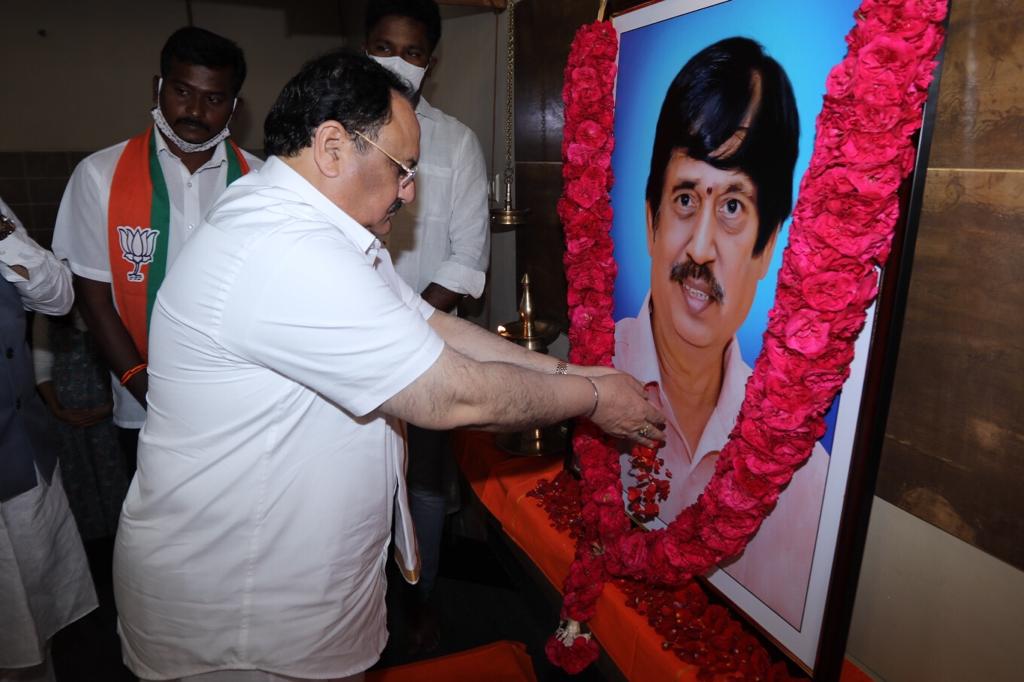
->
[646, 150, 778, 353]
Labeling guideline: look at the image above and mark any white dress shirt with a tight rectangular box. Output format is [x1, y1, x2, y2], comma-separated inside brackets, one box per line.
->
[113, 157, 444, 680]
[614, 294, 829, 628]
[0, 197, 73, 315]
[386, 97, 489, 298]
[52, 129, 263, 427]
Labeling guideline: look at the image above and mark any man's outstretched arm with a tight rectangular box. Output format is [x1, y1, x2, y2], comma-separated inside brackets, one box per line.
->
[428, 309, 615, 378]
[381, 343, 664, 446]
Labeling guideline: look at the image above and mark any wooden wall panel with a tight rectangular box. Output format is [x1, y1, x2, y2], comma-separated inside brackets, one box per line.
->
[877, 170, 1024, 568]
[928, 0, 1024, 169]
[513, 162, 568, 328]
[512, 0, 596, 331]
[876, 0, 1024, 570]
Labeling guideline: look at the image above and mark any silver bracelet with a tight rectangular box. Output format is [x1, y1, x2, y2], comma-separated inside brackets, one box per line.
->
[554, 360, 569, 375]
[584, 376, 599, 419]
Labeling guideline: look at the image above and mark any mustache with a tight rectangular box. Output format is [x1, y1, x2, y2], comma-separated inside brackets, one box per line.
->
[669, 258, 725, 304]
[174, 117, 210, 132]
[386, 199, 404, 217]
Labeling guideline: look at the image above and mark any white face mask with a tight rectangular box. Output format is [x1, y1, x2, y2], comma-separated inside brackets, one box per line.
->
[368, 54, 427, 93]
[152, 78, 235, 153]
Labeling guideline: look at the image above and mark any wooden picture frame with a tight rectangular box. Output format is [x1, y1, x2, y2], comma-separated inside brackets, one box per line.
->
[600, 0, 947, 675]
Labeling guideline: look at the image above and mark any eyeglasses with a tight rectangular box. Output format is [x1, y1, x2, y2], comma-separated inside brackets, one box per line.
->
[353, 131, 417, 189]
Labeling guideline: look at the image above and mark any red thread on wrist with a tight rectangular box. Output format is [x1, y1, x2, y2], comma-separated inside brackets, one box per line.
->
[120, 362, 147, 386]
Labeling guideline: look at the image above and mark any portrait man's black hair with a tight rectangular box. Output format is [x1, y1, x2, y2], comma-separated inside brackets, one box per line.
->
[365, 0, 443, 50]
[263, 49, 414, 158]
[645, 36, 800, 256]
[160, 26, 248, 96]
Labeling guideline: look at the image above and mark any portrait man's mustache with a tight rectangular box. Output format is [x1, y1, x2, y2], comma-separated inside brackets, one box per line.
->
[670, 258, 725, 304]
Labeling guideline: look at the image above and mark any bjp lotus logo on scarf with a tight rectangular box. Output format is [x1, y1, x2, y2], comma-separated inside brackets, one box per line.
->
[117, 226, 160, 282]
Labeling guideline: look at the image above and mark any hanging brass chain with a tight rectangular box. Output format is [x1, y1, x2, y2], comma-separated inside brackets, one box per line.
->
[502, 0, 518, 184]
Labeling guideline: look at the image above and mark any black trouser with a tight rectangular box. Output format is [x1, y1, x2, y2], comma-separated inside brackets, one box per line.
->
[116, 427, 139, 478]
[405, 425, 454, 597]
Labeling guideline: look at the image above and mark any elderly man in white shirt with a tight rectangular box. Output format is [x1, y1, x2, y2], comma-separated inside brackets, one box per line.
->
[112, 50, 664, 682]
[363, 0, 491, 648]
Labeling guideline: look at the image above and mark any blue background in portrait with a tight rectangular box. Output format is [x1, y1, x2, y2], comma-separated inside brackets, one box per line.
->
[610, 0, 860, 454]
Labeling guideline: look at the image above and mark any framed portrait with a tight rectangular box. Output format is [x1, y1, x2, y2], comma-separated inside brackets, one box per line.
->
[607, 0, 943, 674]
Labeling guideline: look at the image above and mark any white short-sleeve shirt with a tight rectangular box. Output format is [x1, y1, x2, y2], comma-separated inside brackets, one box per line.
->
[52, 129, 263, 427]
[614, 294, 828, 628]
[112, 157, 444, 680]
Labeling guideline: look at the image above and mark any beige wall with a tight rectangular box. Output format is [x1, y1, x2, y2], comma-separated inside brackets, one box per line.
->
[847, 499, 1024, 681]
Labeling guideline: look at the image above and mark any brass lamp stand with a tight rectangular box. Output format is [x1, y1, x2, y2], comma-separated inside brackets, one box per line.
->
[495, 274, 567, 457]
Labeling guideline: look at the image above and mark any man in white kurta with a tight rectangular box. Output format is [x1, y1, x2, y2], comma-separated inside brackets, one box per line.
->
[112, 50, 666, 682]
[387, 95, 489, 307]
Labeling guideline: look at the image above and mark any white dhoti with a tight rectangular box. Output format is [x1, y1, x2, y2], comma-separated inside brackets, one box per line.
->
[0, 465, 98, 671]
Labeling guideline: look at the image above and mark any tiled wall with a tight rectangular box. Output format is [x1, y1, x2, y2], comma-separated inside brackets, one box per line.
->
[0, 151, 88, 249]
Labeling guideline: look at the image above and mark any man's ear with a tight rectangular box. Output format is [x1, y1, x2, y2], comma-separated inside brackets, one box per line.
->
[426, 54, 438, 79]
[152, 75, 160, 106]
[645, 200, 657, 257]
[312, 121, 348, 178]
[756, 224, 781, 280]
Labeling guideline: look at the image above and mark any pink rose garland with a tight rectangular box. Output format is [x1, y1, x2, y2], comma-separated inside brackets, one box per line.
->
[544, 0, 947, 673]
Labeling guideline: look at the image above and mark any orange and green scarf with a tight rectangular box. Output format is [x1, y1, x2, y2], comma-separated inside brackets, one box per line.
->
[107, 128, 250, 359]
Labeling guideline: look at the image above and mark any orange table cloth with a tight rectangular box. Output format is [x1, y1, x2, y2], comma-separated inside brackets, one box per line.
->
[366, 640, 537, 682]
[454, 431, 872, 682]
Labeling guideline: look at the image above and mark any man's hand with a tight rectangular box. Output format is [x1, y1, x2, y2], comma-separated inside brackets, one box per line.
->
[421, 282, 463, 313]
[588, 373, 666, 447]
[37, 380, 113, 427]
[54, 404, 113, 428]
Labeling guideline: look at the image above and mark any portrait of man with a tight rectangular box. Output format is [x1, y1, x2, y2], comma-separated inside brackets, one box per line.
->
[613, 36, 829, 628]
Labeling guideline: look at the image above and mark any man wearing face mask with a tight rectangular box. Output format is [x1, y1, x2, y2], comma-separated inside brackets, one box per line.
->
[53, 27, 262, 475]
[364, 0, 490, 651]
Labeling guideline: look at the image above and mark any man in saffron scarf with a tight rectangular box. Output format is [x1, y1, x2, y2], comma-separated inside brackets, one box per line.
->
[613, 38, 829, 628]
[53, 27, 262, 476]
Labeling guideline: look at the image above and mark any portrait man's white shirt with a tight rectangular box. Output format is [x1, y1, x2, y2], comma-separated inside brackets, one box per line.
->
[615, 294, 829, 627]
